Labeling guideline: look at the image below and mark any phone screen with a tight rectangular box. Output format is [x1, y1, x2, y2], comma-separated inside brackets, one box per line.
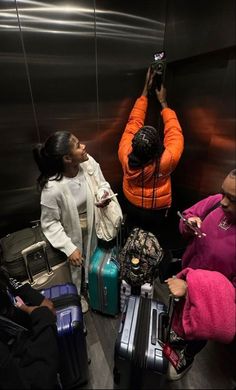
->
[154, 51, 165, 61]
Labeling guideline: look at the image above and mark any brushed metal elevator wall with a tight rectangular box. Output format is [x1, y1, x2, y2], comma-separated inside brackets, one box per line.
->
[164, 0, 235, 211]
[0, 0, 166, 235]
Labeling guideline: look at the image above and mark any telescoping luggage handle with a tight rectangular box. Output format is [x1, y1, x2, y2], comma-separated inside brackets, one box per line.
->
[157, 295, 182, 369]
[154, 295, 179, 346]
[21, 241, 52, 284]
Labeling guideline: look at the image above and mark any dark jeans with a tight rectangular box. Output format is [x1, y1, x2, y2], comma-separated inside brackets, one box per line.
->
[125, 199, 168, 246]
[185, 340, 208, 359]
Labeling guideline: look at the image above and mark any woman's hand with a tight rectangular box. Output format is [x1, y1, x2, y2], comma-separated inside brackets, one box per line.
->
[95, 190, 111, 208]
[142, 67, 155, 96]
[15, 296, 56, 316]
[165, 277, 188, 298]
[15, 297, 38, 315]
[155, 85, 168, 108]
[40, 298, 56, 316]
[185, 216, 203, 236]
[68, 248, 84, 266]
[187, 216, 202, 228]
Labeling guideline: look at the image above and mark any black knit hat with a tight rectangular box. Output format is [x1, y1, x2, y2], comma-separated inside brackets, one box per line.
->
[128, 126, 162, 167]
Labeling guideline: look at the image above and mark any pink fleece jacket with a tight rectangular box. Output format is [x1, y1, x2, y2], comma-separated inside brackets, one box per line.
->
[180, 194, 236, 288]
[172, 268, 236, 344]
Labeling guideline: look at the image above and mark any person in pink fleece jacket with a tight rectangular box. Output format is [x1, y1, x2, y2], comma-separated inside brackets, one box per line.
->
[165, 169, 236, 381]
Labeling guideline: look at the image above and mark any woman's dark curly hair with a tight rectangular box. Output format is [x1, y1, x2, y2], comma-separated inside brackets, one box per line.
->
[128, 125, 163, 167]
[33, 131, 72, 189]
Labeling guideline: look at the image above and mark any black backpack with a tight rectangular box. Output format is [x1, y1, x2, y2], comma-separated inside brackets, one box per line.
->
[118, 227, 164, 286]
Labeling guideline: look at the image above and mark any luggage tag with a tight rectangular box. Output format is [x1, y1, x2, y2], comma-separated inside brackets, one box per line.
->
[158, 338, 180, 368]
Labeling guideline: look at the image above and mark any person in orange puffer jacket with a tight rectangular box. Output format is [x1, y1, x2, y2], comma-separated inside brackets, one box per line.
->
[118, 67, 184, 240]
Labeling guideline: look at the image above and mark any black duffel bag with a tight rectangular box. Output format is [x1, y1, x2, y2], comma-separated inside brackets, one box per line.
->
[0, 225, 66, 282]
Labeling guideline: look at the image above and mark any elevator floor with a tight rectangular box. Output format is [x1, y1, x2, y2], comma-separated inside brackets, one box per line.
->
[82, 279, 236, 389]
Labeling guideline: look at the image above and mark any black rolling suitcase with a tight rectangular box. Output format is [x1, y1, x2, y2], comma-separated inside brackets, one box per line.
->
[113, 295, 169, 389]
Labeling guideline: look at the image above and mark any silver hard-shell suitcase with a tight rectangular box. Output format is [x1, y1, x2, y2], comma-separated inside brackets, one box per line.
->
[120, 280, 154, 312]
[114, 295, 168, 389]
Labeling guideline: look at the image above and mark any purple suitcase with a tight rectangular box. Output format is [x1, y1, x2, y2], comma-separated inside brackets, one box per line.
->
[41, 282, 77, 300]
[41, 283, 89, 389]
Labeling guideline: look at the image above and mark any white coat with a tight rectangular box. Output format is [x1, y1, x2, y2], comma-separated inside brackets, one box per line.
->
[40, 155, 111, 288]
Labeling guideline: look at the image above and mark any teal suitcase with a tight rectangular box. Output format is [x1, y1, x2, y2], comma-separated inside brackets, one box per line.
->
[88, 245, 120, 316]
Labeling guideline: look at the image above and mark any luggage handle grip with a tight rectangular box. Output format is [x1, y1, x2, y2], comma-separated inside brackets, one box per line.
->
[151, 309, 157, 345]
[158, 312, 169, 344]
[30, 219, 41, 228]
[21, 241, 46, 256]
[21, 241, 52, 284]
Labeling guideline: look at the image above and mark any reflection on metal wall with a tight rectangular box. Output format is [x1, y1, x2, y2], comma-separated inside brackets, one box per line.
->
[0, 0, 166, 235]
[0, 0, 97, 234]
[95, 0, 166, 196]
[165, 0, 235, 62]
[0, 0, 40, 234]
[165, 0, 235, 212]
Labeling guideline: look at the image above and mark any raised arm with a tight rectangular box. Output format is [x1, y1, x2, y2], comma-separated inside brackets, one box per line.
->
[155, 84, 168, 109]
[118, 68, 155, 165]
[156, 85, 184, 171]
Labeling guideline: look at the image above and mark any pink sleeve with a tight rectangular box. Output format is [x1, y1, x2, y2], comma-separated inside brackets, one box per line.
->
[179, 194, 222, 236]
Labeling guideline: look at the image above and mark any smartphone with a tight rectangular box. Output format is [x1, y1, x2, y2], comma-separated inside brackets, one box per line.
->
[6, 290, 25, 307]
[95, 193, 118, 206]
[151, 51, 166, 91]
[14, 296, 25, 307]
[177, 211, 206, 238]
[153, 51, 165, 62]
[104, 193, 118, 201]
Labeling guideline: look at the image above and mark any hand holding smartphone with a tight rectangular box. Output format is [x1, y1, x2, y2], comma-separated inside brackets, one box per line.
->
[95, 193, 118, 206]
[177, 211, 206, 238]
[14, 296, 25, 307]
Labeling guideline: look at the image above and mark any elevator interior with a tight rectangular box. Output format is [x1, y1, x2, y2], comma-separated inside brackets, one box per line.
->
[0, 0, 235, 388]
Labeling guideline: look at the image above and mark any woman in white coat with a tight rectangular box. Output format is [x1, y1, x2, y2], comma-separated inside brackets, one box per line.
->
[33, 131, 112, 312]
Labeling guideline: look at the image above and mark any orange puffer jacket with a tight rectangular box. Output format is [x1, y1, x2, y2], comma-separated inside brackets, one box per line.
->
[118, 95, 184, 209]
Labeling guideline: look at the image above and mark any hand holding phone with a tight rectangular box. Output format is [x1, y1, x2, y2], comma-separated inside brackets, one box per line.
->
[14, 296, 25, 307]
[103, 193, 118, 201]
[95, 193, 118, 206]
[177, 211, 206, 238]
[151, 51, 166, 91]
